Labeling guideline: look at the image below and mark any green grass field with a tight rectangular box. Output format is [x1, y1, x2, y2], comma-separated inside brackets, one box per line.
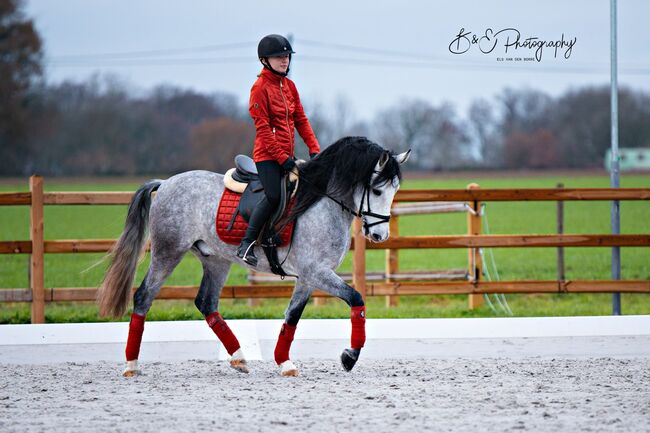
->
[1, 172, 649, 323]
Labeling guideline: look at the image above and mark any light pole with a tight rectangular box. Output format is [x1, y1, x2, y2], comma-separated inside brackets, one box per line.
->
[610, 0, 621, 315]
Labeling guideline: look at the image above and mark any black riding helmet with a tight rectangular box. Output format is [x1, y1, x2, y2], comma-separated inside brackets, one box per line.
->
[258, 34, 294, 76]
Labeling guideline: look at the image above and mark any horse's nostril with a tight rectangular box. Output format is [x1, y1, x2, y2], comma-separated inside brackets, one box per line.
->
[372, 233, 382, 242]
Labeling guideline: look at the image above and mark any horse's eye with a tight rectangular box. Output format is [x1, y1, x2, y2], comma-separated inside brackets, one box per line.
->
[372, 189, 382, 196]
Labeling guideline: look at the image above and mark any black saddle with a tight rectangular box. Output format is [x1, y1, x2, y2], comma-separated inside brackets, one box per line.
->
[234, 154, 258, 177]
[230, 155, 296, 228]
[227, 155, 297, 277]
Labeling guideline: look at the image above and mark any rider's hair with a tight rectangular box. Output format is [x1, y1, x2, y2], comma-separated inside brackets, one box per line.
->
[286, 136, 402, 222]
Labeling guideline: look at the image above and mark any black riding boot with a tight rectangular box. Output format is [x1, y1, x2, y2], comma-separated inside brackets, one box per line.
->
[237, 197, 274, 266]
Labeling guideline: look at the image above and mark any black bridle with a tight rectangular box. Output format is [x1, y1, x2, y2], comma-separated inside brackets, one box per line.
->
[319, 175, 392, 235]
[356, 183, 392, 233]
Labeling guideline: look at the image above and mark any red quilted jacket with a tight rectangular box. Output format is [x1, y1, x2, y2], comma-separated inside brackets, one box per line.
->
[249, 68, 320, 164]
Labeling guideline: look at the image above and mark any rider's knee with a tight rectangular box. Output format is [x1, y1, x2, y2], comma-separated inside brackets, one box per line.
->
[265, 191, 281, 207]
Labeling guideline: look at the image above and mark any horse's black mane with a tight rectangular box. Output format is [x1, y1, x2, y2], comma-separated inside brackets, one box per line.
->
[287, 136, 402, 222]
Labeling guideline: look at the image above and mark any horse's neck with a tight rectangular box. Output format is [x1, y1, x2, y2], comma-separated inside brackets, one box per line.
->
[306, 195, 355, 236]
[325, 189, 357, 225]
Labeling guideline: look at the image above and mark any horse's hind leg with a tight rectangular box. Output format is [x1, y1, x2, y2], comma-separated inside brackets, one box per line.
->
[274, 282, 311, 376]
[123, 248, 184, 377]
[193, 257, 247, 373]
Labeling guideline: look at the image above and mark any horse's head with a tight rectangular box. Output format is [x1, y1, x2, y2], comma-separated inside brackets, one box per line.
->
[354, 149, 410, 242]
[286, 137, 410, 240]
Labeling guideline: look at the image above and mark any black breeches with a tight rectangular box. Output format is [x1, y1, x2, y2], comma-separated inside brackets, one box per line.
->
[241, 160, 284, 241]
[256, 160, 283, 208]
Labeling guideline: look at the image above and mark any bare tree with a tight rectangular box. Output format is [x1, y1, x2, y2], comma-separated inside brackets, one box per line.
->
[0, 0, 43, 175]
[498, 88, 553, 136]
[296, 94, 368, 158]
[303, 98, 334, 151]
[550, 86, 650, 168]
[375, 99, 470, 170]
[189, 117, 254, 173]
[468, 98, 501, 167]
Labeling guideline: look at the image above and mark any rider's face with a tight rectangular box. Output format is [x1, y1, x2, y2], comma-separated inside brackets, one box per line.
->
[268, 54, 290, 73]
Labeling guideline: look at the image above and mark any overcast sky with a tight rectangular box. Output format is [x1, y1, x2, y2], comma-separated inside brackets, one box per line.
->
[26, 0, 650, 121]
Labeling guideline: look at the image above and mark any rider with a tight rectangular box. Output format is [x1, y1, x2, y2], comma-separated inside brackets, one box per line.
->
[237, 34, 321, 266]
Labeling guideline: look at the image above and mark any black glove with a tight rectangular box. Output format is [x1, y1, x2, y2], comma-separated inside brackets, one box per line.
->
[310, 152, 319, 160]
[281, 157, 296, 172]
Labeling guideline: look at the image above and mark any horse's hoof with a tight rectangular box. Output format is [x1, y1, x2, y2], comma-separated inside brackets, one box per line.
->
[229, 348, 249, 374]
[340, 348, 360, 372]
[229, 358, 249, 374]
[279, 360, 299, 377]
[122, 360, 139, 377]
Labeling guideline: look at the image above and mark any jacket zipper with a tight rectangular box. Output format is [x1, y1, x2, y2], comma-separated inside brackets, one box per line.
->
[279, 79, 293, 157]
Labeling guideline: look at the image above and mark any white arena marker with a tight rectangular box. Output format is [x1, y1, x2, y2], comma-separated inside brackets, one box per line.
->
[1, 316, 650, 348]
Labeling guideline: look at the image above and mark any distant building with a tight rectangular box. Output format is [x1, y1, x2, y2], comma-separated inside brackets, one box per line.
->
[605, 148, 650, 171]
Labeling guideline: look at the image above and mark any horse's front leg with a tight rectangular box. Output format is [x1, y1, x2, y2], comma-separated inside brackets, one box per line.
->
[274, 283, 311, 376]
[308, 269, 366, 372]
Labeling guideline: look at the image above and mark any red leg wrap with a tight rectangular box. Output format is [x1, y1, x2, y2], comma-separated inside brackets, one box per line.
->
[351, 306, 366, 349]
[274, 323, 297, 365]
[206, 312, 241, 355]
[125, 313, 146, 361]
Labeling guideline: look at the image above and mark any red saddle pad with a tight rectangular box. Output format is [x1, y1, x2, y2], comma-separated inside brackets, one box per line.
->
[216, 189, 295, 247]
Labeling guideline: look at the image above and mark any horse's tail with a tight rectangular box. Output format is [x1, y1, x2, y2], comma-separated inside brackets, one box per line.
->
[97, 180, 163, 318]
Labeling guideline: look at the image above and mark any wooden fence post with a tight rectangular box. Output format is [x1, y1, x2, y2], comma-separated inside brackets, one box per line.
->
[30, 175, 45, 324]
[247, 270, 261, 307]
[312, 291, 327, 306]
[385, 213, 399, 307]
[352, 217, 367, 301]
[467, 183, 483, 309]
[557, 183, 565, 282]
[313, 286, 327, 305]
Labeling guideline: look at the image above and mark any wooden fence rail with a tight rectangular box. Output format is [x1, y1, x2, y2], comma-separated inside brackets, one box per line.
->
[395, 188, 650, 202]
[1, 176, 649, 323]
[2, 188, 650, 206]
[3, 234, 649, 255]
[2, 280, 649, 304]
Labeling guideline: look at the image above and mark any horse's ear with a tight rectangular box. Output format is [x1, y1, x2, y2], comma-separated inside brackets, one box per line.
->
[395, 149, 411, 164]
[377, 151, 390, 170]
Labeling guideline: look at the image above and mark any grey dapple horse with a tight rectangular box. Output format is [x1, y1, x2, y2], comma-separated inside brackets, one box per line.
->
[97, 136, 410, 376]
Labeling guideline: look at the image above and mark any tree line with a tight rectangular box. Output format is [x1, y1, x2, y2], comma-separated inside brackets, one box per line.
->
[5, 78, 649, 176]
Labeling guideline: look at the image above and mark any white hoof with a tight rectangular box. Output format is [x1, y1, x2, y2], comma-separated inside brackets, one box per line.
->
[122, 360, 139, 377]
[229, 348, 249, 374]
[279, 360, 299, 377]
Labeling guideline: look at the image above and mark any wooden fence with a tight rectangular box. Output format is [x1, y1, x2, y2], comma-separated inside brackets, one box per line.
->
[1, 176, 649, 323]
